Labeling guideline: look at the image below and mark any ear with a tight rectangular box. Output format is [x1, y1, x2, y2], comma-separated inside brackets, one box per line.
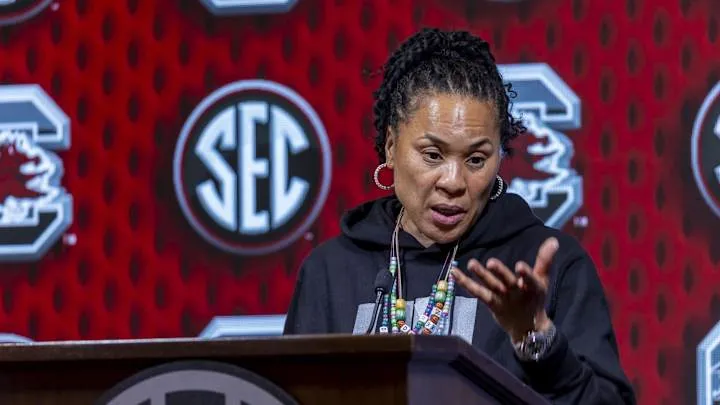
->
[384, 130, 396, 168]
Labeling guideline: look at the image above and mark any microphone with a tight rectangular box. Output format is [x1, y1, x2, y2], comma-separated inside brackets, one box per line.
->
[365, 269, 395, 335]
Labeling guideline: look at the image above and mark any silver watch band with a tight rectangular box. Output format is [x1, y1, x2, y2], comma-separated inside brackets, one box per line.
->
[513, 323, 557, 362]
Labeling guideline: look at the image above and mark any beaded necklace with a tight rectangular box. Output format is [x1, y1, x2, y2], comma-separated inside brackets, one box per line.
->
[378, 208, 459, 335]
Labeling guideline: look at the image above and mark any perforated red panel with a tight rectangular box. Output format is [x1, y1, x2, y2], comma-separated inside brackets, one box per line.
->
[0, 0, 718, 404]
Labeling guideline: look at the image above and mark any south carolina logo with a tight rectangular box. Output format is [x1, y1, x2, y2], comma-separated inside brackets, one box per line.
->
[0, 84, 72, 261]
[497, 63, 583, 229]
[691, 83, 720, 219]
[0, 0, 53, 26]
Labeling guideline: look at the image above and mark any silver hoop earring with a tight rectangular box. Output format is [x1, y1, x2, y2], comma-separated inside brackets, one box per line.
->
[373, 163, 394, 190]
[490, 175, 504, 201]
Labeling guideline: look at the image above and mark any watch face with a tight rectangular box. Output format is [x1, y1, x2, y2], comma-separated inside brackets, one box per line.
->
[524, 333, 547, 359]
[516, 325, 557, 361]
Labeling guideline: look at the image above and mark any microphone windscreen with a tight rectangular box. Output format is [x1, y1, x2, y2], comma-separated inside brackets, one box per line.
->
[373, 270, 394, 293]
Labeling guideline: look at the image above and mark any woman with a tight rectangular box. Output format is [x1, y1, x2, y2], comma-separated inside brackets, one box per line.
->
[284, 28, 635, 404]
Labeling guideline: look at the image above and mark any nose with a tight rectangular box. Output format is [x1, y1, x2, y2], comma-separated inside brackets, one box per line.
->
[435, 161, 466, 196]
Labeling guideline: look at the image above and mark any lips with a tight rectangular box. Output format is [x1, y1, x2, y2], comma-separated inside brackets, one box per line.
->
[430, 204, 467, 227]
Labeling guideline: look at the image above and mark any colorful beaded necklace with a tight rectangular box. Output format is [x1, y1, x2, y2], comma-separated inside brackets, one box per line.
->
[378, 208, 459, 335]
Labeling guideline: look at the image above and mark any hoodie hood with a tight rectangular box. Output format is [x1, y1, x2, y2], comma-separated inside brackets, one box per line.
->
[340, 191, 543, 253]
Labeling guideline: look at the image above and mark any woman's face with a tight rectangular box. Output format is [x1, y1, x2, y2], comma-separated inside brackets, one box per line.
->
[385, 93, 502, 247]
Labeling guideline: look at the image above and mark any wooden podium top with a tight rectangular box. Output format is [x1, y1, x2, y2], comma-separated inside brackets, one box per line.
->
[0, 335, 550, 405]
[0, 334, 477, 362]
[0, 334, 435, 361]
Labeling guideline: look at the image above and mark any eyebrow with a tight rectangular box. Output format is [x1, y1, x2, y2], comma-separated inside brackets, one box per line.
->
[422, 133, 492, 150]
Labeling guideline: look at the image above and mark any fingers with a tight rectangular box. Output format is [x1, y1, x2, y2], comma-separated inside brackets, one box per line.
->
[450, 268, 496, 307]
[515, 261, 546, 293]
[468, 259, 507, 294]
[534, 237, 559, 277]
[486, 258, 518, 288]
[453, 252, 552, 310]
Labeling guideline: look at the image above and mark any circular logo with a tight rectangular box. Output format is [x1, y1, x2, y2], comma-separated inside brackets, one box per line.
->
[95, 360, 299, 405]
[173, 80, 332, 255]
[0, 0, 53, 26]
[691, 82, 720, 219]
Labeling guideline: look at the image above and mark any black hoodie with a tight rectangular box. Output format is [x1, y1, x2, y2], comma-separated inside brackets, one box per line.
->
[284, 193, 636, 405]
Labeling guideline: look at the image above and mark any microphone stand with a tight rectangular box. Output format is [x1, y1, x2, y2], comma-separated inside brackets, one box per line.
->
[365, 270, 394, 335]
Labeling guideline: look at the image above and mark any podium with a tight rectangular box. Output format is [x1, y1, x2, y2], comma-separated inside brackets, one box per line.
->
[0, 334, 551, 404]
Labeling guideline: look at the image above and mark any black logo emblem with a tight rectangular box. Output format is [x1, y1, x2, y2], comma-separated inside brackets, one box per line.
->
[173, 80, 332, 255]
[692, 83, 720, 219]
[96, 360, 299, 405]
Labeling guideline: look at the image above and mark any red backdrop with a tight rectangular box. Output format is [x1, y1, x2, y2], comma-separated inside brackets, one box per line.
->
[0, 0, 719, 404]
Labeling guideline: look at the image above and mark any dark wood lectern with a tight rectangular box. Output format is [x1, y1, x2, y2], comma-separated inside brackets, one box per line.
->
[0, 334, 551, 404]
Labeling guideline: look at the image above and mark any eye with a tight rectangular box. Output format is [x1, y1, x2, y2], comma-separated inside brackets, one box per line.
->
[467, 156, 486, 167]
[423, 150, 443, 162]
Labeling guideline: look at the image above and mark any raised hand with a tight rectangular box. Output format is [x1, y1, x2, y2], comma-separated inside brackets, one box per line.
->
[451, 237, 559, 342]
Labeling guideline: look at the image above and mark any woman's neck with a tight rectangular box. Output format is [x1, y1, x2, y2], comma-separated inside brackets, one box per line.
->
[399, 213, 435, 248]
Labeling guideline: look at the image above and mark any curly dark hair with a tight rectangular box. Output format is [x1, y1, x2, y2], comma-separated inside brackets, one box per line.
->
[372, 27, 525, 163]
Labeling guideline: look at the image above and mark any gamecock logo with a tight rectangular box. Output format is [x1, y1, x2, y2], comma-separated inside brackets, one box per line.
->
[0, 84, 72, 261]
[96, 361, 299, 405]
[173, 80, 331, 256]
[691, 82, 720, 219]
[0, 0, 53, 26]
[498, 63, 583, 229]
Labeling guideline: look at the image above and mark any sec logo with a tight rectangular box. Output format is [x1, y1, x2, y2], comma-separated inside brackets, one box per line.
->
[95, 361, 299, 405]
[691, 82, 720, 219]
[0, 0, 53, 26]
[173, 80, 332, 256]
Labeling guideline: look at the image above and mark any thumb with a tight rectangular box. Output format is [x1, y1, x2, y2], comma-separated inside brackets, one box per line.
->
[534, 237, 559, 279]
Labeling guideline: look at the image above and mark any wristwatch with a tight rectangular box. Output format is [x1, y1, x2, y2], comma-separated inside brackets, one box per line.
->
[513, 322, 557, 362]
